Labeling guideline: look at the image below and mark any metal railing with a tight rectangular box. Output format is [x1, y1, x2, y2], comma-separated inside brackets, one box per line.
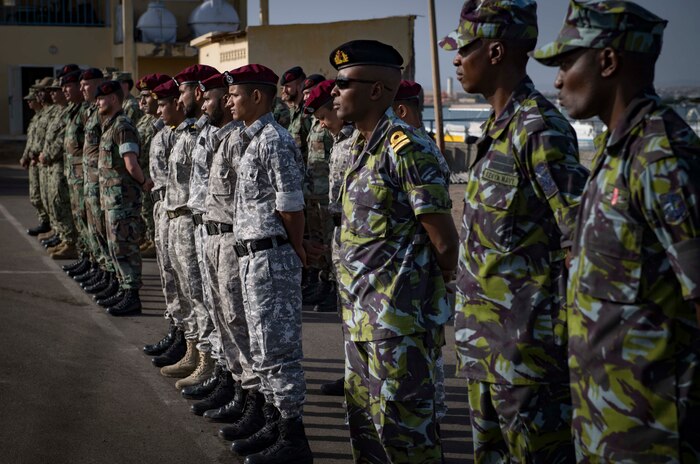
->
[1, 0, 105, 26]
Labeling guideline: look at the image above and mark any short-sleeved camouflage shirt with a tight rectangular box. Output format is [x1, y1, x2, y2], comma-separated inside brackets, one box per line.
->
[338, 108, 452, 342]
[567, 91, 700, 459]
[455, 77, 589, 385]
[98, 112, 141, 212]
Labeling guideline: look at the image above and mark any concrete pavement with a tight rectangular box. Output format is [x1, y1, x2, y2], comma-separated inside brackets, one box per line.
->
[0, 165, 472, 464]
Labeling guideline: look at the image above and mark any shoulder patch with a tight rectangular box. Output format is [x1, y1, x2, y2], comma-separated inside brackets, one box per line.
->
[534, 163, 559, 199]
[660, 190, 689, 225]
[389, 129, 411, 154]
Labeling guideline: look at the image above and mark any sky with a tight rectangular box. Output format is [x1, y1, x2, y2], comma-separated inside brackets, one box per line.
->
[243, 0, 700, 92]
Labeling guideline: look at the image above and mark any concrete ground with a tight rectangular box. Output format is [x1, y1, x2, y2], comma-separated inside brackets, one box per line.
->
[0, 164, 473, 464]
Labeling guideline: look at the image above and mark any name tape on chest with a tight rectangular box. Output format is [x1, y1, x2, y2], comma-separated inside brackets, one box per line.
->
[482, 168, 518, 187]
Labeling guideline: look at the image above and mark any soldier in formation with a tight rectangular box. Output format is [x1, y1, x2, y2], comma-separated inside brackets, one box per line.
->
[16, 0, 700, 462]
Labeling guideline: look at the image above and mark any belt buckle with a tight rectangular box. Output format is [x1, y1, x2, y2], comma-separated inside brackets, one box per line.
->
[205, 223, 217, 235]
[234, 242, 247, 258]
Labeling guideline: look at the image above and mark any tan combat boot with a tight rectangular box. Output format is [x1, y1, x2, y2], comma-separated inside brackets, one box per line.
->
[47, 241, 66, 254]
[139, 240, 150, 252]
[160, 339, 198, 378]
[51, 243, 78, 260]
[174, 351, 215, 390]
[37, 231, 55, 241]
[141, 241, 157, 258]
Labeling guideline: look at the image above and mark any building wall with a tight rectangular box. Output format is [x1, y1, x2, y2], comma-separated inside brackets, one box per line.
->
[0, 25, 113, 136]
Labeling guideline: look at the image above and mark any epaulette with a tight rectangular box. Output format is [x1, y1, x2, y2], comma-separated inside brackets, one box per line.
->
[188, 124, 198, 134]
[388, 126, 412, 154]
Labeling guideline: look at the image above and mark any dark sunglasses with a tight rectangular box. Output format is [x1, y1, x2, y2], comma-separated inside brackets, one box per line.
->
[335, 77, 393, 92]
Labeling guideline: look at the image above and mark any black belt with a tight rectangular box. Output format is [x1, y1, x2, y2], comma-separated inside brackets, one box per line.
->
[332, 214, 341, 227]
[205, 222, 234, 235]
[192, 213, 204, 225]
[167, 208, 191, 220]
[150, 189, 165, 202]
[234, 236, 289, 257]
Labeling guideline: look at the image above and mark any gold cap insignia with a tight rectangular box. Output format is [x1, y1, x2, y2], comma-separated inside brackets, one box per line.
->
[334, 49, 350, 66]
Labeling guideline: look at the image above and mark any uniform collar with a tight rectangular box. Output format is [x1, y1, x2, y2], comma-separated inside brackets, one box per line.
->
[481, 76, 536, 141]
[215, 120, 241, 141]
[101, 110, 124, 130]
[242, 112, 274, 142]
[360, 107, 399, 155]
[175, 117, 196, 132]
[606, 88, 659, 153]
[336, 123, 355, 143]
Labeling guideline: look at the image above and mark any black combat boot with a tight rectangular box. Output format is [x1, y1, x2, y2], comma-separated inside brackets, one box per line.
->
[106, 289, 142, 316]
[96, 289, 124, 308]
[218, 391, 266, 441]
[191, 371, 235, 416]
[62, 256, 87, 272]
[319, 377, 344, 396]
[152, 330, 186, 367]
[94, 276, 120, 302]
[204, 381, 248, 422]
[67, 259, 92, 277]
[84, 272, 113, 295]
[42, 236, 61, 249]
[231, 403, 280, 456]
[27, 222, 50, 236]
[243, 415, 313, 464]
[182, 363, 222, 399]
[72, 262, 97, 281]
[80, 269, 104, 288]
[144, 323, 178, 356]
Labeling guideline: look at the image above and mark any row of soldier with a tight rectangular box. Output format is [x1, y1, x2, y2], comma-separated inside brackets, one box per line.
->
[18, 0, 700, 463]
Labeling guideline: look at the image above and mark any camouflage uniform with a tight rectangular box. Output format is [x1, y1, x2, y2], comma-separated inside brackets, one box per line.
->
[84, 104, 116, 274]
[164, 117, 208, 347]
[122, 94, 143, 126]
[203, 120, 257, 388]
[304, 118, 335, 278]
[286, 103, 311, 163]
[272, 96, 291, 129]
[136, 113, 156, 242]
[38, 104, 60, 233]
[99, 112, 143, 289]
[339, 109, 451, 463]
[187, 121, 219, 358]
[42, 103, 77, 245]
[533, 2, 700, 462]
[150, 121, 195, 334]
[64, 101, 90, 254]
[23, 106, 50, 226]
[328, 124, 357, 274]
[234, 112, 306, 418]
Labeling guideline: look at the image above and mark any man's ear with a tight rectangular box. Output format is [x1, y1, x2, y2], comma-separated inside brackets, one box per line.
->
[489, 41, 506, 65]
[394, 103, 408, 119]
[252, 88, 263, 105]
[600, 47, 620, 78]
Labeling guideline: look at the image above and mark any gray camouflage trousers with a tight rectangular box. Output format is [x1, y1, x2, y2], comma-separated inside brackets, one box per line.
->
[205, 232, 258, 389]
[239, 244, 306, 418]
[28, 163, 49, 225]
[194, 222, 221, 361]
[153, 200, 194, 331]
[48, 161, 77, 245]
[167, 214, 211, 350]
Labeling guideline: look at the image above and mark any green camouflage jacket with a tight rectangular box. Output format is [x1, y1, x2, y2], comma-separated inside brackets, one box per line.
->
[338, 108, 452, 342]
[567, 90, 700, 460]
[287, 103, 311, 162]
[136, 113, 156, 174]
[455, 77, 589, 385]
[83, 103, 103, 185]
[42, 104, 70, 164]
[21, 112, 39, 163]
[122, 95, 143, 126]
[64, 101, 89, 166]
[98, 111, 142, 214]
[273, 96, 291, 129]
[304, 117, 334, 200]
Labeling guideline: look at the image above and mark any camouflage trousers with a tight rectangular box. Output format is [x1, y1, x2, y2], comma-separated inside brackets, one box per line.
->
[47, 161, 77, 245]
[205, 232, 258, 389]
[194, 222, 220, 360]
[65, 160, 89, 255]
[40, 164, 55, 231]
[141, 188, 155, 242]
[167, 215, 210, 348]
[305, 197, 334, 280]
[153, 200, 195, 332]
[239, 244, 305, 418]
[85, 180, 115, 273]
[105, 206, 143, 289]
[28, 163, 49, 225]
[466, 380, 575, 464]
[345, 328, 445, 464]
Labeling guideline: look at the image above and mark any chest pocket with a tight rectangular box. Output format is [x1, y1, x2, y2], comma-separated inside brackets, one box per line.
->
[344, 183, 392, 239]
[579, 185, 643, 303]
[238, 161, 260, 199]
[468, 155, 520, 252]
[211, 165, 233, 196]
[86, 122, 100, 145]
[99, 140, 116, 170]
[174, 149, 191, 185]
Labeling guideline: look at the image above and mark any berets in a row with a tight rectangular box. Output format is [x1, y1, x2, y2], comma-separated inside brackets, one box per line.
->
[199, 73, 227, 92]
[280, 66, 305, 85]
[173, 64, 219, 86]
[58, 64, 81, 78]
[303, 79, 335, 115]
[60, 70, 82, 86]
[303, 74, 325, 91]
[80, 68, 104, 81]
[95, 80, 122, 98]
[152, 80, 180, 100]
[224, 64, 279, 87]
[136, 73, 172, 92]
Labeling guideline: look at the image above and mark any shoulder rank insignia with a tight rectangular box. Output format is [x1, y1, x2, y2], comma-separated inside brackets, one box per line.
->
[389, 130, 411, 154]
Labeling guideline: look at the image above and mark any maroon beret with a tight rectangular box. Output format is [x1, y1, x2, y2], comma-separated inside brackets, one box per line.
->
[330, 40, 403, 70]
[136, 73, 172, 92]
[279, 66, 305, 85]
[60, 70, 82, 86]
[302, 74, 326, 91]
[198, 73, 227, 92]
[58, 64, 81, 78]
[152, 79, 180, 100]
[173, 64, 219, 86]
[394, 80, 422, 101]
[224, 64, 279, 87]
[95, 80, 121, 98]
[80, 67, 104, 81]
[303, 79, 336, 115]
